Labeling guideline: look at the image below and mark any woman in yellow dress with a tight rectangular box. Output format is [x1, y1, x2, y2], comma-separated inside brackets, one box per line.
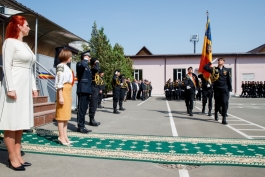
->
[54, 49, 73, 146]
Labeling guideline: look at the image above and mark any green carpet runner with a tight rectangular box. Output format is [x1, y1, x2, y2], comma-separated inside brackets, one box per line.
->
[0, 129, 265, 167]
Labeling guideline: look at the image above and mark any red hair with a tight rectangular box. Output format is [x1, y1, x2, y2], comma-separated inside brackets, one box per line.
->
[5, 15, 27, 39]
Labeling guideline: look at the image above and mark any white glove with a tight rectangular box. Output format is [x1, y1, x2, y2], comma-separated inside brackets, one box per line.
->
[195, 90, 198, 95]
[166, 89, 169, 91]
[186, 86, 191, 89]
[120, 83, 123, 86]
[211, 58, 218, 64]
[207, 84, 210, 88]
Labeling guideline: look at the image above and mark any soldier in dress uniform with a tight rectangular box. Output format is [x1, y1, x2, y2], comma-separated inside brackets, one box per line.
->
[88, 58, 101, 126]
[119, 75, 127, 110]
[98, 69, 105, 108]
[204, 57, 232, 125]
[184, 67, 199, 116]
[174, 79, 181, 100]
[240, 81, 246, 97]
[76, 51, 92, 133]
[112, 69, 121, 114]
[198, 74, 213, 116]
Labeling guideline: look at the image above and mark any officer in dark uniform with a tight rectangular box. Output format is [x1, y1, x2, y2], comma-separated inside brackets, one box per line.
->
[76, 51, 92, 133]
[198, 74, 213, 116]
[88, 58, 101, 126]
[184, 67, 199, 116]
[112, 70, 121, 114]
[204, 57, 232, 125]
[119, 75, 127, 110]
[98, 69, 105, 108]
[140, 79, 147, 101]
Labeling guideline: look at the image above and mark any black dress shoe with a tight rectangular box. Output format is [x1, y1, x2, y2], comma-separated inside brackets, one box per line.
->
[222, 121, 228, 125]
[113, 110, 120, 114]
[88, 121, 100, 126]
[214, 113, 219, 121]
[23, 129, 33, 133]
[8, 160, 25, 171]
[77, 127, 92, 133]
[119, 107, 126, 111]
[21, 162, 31, 166]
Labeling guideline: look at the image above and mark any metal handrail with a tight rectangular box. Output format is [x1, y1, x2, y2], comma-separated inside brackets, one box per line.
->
[36, 61, 55, 77]
[35, 61, 56, 95]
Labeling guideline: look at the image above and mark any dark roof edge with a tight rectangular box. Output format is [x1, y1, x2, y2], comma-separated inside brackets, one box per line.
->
[126, 53, 265, 58]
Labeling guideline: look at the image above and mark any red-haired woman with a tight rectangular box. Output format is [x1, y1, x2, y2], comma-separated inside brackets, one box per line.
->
[0, 15, 38, 171]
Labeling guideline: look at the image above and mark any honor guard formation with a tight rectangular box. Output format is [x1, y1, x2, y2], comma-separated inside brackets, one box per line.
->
[164, 57, 232, 125]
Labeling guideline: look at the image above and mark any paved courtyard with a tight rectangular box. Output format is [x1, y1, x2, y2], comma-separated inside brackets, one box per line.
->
[1, 96, 265, 177]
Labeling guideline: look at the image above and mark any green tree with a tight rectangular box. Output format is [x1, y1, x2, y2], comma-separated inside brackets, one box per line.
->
[89, 22, 134, 93]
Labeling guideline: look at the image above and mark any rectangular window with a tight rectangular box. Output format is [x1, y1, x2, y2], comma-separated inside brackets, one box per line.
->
[134, 69, 143, 80]
[242, 73, 254, 81]
[173, 68, 186, 81]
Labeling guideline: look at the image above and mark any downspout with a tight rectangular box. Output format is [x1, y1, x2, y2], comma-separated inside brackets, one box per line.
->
[234, 54, 238, 95]
[34, 17, 38, 78]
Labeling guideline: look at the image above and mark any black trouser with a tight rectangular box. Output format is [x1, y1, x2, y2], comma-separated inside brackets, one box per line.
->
[166, 90, 172, 100]
[175, 90, 181, 100]
[149, 90, 152, 97]
[137, 90, 141, 99]
[185, 89, 195, 110]
[113, 87, 120, 111]
[214, 87, 229, 117]
[142, 90, 146, 100]
[89, 86, 99, 119]
[202, 89, 213, 110]
[119, 88, 127, 108]
[132, 90, 137, 100]
[77, 93, 90, 128]
[98, 91, 103, 106]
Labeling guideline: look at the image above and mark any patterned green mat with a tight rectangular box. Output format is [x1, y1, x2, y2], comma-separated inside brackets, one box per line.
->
[0, 129, 265, 167]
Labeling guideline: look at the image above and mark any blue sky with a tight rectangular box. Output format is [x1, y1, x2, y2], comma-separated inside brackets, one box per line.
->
[16, 0, 265, 55]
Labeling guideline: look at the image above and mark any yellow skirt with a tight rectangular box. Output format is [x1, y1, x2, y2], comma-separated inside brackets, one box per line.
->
[55, 83, 72, 121]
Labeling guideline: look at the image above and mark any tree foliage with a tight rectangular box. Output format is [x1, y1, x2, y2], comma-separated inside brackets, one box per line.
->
[87, 22, 134, 93]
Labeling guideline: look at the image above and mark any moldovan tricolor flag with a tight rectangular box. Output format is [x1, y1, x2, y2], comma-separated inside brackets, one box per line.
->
[198, 15, 212, 80]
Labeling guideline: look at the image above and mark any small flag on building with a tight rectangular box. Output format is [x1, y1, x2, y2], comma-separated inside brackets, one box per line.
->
[198, 11, 212, 80]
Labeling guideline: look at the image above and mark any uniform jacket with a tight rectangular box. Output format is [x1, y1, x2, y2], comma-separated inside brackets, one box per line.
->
[184, 73, 199, 93]
[203, 62, 232, 91]
[76, 60, 92, 94]
[198, 74, 213, 91]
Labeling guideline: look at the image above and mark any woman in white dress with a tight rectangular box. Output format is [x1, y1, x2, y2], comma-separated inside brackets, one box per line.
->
[54, 49, 73, 146]
[0, 15, 38, 171]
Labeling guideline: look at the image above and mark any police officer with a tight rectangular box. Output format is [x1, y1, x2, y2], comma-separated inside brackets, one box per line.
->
[98, 69, 105, 108]
[88, 58, 101, 126]
[76, 51, 92, 133]
[198, 74, 213, 116]
[204, 57, 232, 124]
[119, 75, 127, 110]
[184, 67, 199, 116]
[112, 70, 121, 114]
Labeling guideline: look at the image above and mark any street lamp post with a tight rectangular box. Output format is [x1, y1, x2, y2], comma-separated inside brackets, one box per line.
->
[190, 34, 199, 53]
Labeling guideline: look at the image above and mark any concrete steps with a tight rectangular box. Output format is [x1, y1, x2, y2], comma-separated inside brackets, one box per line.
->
[33, 96, 56, 127]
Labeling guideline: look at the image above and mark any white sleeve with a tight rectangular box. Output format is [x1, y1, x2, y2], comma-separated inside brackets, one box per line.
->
[2, 39, 16, 91]
[31, 69, 37, 90]
[55, 64, 64, 89]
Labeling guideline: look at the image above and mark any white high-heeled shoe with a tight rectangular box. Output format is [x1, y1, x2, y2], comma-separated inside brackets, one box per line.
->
[58, 137, 70, 146]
